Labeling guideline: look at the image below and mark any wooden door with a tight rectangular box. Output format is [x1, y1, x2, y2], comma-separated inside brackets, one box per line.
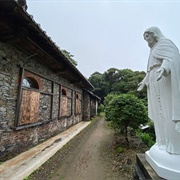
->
[19, 89, 40, 125]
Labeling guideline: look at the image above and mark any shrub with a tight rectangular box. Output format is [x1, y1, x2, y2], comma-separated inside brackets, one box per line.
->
[97, 104, 104, 115]
[103, 93, 119, 107]
[105, 93, 148, 143]
[136, 129, 155, 148]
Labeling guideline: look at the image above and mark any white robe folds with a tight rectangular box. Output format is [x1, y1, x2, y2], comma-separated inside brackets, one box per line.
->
[143, 38, 180, 154]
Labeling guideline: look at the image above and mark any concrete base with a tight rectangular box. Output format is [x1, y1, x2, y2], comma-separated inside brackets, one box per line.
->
[146, 144, 180, 180]
[135, 154, 164, 180]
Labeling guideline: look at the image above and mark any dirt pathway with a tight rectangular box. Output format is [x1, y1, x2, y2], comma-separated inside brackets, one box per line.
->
[28, 116, 143, 180]
[49, 117, 120, 180]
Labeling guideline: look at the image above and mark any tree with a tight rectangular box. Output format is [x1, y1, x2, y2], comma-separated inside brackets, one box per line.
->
[103, 92, 119, 107]
[88, 68, 147, 103]
[105, 93, 148, 143]
[88, 72, 107, 101]
[61, 49, 78, 66]
[111, 69, 146, 98]
[103, 68, 120, 93]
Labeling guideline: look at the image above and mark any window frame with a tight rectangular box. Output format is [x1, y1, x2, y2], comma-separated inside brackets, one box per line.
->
[75, 91, 82, 115]
[60, 86, 73, 118]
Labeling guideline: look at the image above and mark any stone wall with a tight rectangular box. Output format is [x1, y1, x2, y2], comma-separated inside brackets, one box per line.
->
[82, 90, 91, 121]
[90, 98, 97, 117]
[0, 41, 85, 161]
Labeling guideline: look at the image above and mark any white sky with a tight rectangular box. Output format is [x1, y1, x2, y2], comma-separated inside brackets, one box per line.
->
[27, 0, 180, 78]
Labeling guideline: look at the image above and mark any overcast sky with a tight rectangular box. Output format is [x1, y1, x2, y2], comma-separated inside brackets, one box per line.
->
[27, 0, 180, 78]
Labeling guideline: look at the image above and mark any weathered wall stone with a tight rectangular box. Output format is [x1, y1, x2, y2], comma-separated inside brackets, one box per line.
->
[0, 41, 85, 161]
[83, 90, 91, 121]
[90, 98, 97, 117]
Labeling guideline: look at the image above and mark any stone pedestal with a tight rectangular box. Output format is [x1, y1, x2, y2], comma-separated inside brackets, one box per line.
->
[146, 144, 180, 180]
[135, 153, 164, 180]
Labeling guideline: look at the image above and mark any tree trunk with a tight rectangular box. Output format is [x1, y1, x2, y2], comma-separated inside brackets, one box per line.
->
[125, 126, 129, 143]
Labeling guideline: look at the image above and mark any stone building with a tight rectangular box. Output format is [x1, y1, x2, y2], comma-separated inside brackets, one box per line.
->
[0, 0, 100, 161]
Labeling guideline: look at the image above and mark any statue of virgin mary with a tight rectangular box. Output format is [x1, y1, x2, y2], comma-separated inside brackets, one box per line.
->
[138, 26, 180, 179]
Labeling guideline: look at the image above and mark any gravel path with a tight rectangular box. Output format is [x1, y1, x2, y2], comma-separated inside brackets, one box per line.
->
[50, 117, 121, 180]
[28, 117, 144, 180]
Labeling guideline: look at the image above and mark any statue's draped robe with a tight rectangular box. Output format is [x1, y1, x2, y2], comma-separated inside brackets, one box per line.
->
[143, 38, 180, 154]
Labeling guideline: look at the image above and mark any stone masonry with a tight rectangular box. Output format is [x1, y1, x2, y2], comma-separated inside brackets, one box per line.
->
[0, 41, 84, 161]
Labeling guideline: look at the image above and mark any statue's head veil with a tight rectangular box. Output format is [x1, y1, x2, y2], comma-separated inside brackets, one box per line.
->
[144, 26, 165, 41]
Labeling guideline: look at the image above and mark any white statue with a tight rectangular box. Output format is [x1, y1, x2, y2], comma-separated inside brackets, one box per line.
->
[138, 26, 180, 179]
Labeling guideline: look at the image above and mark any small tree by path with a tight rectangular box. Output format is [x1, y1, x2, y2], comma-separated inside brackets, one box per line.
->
[105, 93, 148, 143]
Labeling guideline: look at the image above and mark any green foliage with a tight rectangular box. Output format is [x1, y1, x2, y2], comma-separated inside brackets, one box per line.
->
[88, 68, 147, 103]
[105, 94, 148, 143]
[136, 129, 155, 148]
[97, 104, 104, 115]
[88, 72, 107, 101]
[23, 177, 29, 180]
[61, 49, 78, 66]
[116, 146, 124, 153]
[103, 93, 119, 107]
[136, 120, 155, 148]
[99, 112, 105, 117]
